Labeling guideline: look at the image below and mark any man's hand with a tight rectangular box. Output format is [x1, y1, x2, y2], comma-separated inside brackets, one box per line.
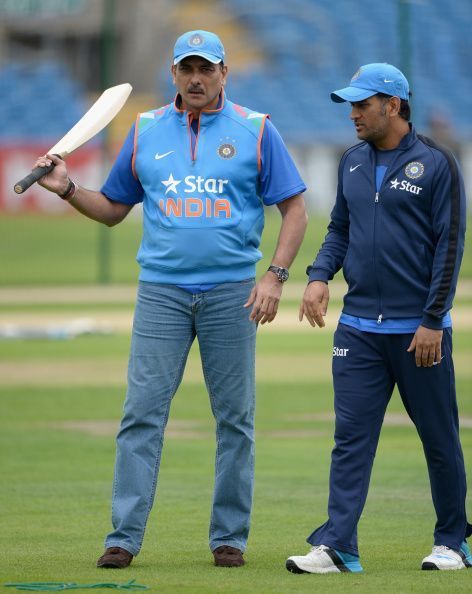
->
[34, 153, 70, 195]
[407, 325, 443, 367]
[244, 271, 283, 324]
[299, 281, 329, 327]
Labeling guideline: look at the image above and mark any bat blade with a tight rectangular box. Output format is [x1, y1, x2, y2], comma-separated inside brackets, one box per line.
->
[49, 83, 132, 157]
[14, 83, 133, 194]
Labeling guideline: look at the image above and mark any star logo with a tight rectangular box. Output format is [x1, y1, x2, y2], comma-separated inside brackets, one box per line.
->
[390, 178, 400, 189]
[161, 174, 181, 195]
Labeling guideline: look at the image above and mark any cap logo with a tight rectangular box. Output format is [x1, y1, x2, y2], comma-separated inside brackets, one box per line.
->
[405, 161, 424, 179]
[217, 143, 236, 159]
[189, 33, 203, 47]
[351, 68, 361, 81]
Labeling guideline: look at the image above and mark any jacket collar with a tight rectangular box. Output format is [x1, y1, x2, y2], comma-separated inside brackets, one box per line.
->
[173, 89, 226, 125]
[396, 123, 417, 151]
[367, 123, 417, 152]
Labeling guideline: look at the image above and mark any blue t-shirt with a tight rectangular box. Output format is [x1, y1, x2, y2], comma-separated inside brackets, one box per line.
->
[339, 148, 451, 333]
[102, 110, 306, 292]
[339, 312, 452, 334]
[374, 146, 396, 193]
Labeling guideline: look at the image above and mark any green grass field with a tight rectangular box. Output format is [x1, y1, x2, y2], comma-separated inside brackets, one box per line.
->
[2, 211, 326, 286]
[1, 214, 471, 593]
[1, 212, 470, 286]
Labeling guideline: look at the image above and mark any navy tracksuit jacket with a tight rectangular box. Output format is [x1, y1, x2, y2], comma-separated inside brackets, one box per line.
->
[306, 126, 471, 555]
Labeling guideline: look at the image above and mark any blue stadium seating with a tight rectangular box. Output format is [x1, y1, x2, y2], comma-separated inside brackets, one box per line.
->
[215, 0, 472, 143]
[2, 2, 470, 146]
[0, 61, 86, 143]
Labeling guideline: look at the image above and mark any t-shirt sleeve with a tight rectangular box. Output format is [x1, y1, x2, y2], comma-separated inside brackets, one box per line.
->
[100, 123, 144, 204]
[259, 118, 307, 206]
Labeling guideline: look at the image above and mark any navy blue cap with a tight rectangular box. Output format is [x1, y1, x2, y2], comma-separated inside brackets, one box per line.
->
[331, 63, 410, 103]
[173, 30, 225, 65]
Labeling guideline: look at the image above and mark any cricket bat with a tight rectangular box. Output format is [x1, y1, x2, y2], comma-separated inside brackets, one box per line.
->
[14, 82, 133, 194]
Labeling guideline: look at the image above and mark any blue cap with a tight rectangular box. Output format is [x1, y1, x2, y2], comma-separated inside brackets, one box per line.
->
[331, 63, 409, 103]
[173, 30, 225, 65]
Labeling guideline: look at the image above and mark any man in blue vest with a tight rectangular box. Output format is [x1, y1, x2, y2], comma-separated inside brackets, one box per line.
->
[34, 30, 307, 568]
[286, 63, 471, 574]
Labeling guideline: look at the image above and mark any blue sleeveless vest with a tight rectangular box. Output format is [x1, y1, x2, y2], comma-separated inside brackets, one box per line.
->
[133, 93, 268, 284]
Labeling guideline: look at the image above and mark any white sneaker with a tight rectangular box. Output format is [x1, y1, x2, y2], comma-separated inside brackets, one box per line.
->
[286, 545, 363, 574]
[421, 543, 472, 570]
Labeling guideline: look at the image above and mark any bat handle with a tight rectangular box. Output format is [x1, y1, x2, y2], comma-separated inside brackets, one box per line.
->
[14, 162, 56, 194]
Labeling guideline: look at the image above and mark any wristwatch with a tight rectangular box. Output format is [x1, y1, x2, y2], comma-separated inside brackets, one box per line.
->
[268, 265, 289, 283]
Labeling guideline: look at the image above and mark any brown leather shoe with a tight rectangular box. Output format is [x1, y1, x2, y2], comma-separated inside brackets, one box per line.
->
[213, 545, 245, 567]
[97, 547, 134, 568]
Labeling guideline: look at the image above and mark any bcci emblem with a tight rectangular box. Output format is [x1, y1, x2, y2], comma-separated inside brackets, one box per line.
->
[189, 34, 203, 47]
[218, 143, 236, 159]
[405, 161, 424, 179]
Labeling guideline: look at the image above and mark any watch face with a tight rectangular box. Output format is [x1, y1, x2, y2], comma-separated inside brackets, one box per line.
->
[269, 266, 289, 282]
[278, 269, 289, 282]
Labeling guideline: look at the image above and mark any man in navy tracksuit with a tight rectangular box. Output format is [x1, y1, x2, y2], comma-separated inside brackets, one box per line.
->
[286, 63, 471, 574]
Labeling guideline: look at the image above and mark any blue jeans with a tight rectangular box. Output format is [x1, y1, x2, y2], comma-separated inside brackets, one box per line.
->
[104, 280, 256, 556]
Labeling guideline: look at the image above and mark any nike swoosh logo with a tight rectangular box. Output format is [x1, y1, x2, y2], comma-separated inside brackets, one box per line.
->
[432, 356, 445, 366]
[384, 79, 394, 83]
[350, 164, 361, 172]
[155, 151, 174, 160]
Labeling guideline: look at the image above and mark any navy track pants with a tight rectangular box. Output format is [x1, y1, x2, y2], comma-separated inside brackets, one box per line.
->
[307, 323, 471, 556]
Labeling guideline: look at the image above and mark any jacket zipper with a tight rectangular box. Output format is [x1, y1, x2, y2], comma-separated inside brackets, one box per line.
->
[187, 113, 200, 163]
[373, 148, 404, 324]
[373, 190, 382, 323]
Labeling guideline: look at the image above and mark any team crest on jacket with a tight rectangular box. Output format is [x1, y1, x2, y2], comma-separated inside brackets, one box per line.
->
[405, 161, 424, 179]
[218, 143, 236, 159]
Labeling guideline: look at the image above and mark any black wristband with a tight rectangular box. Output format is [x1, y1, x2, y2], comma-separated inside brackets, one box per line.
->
[58, 178, 76, 201]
